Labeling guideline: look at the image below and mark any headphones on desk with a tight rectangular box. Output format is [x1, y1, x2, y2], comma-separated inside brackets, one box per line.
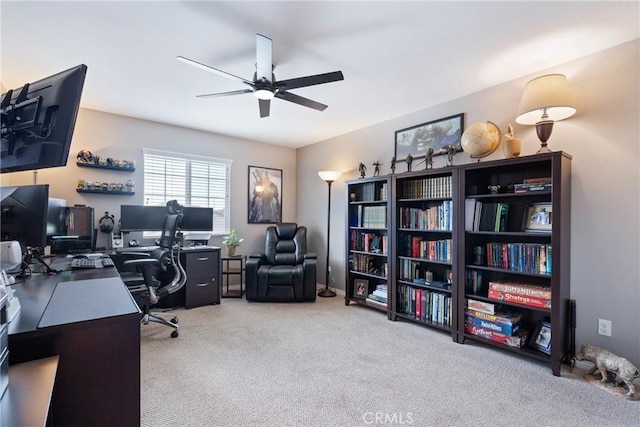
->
[99, 212, 115, 234]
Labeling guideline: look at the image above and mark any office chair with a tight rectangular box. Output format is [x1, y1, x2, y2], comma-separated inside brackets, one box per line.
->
[122, 200, 187, 338]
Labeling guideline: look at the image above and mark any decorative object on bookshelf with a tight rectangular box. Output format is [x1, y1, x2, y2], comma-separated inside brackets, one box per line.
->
[473, 246, 485, 265]
[358, 162, 367, 178]
[502, 124, 522, 158]
[248, 165, 282, 224]
[530, 321, 552, 354]
[488, 185, 501, 194]
[394, 113, 464, 162]
[353, 279, 368, 298]
[405, 154, 413, 172]
[373, 161, 382, 176]
[460, 121, 501, 160]
[523, 203, 552, 232]
[516, 74, 576, 154]
[425, 147, 434, 169]
[318, 170, 342, 298]
[390, 157, 396, 174]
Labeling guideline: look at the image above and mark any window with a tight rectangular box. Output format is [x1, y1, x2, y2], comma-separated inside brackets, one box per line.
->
[143, 148, 231, 235]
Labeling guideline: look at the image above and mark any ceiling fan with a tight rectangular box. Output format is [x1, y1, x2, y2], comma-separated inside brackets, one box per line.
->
[176, 34, 344, 118]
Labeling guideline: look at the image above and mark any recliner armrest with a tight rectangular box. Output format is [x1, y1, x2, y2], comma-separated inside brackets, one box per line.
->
[248, 253, 266, 260]
[304, 252, 316, 260]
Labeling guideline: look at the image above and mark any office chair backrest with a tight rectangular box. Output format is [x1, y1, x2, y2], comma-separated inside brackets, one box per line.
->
[158, 213, 182, 249]
[265, 222, 307, 265]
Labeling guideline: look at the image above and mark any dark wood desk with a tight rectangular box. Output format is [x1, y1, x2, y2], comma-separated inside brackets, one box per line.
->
[7, 260, 141, 426]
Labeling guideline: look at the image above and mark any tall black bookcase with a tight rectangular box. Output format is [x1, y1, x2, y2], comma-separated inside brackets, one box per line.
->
[345, 176, 392, 314]
[390, 168, 458, 339]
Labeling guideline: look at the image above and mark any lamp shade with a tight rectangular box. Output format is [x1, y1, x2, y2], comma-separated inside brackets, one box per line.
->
[515, 74, 576, 125]
[318, 170, 341, 182]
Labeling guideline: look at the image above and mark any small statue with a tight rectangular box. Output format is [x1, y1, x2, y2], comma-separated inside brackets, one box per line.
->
[446, 145, 457, 166]
[406, 154, 413, 172]
[425, 148, 434, 170]
[358, 162, 367, 178]
[576, 344, 640, 397]
[390, 157, 396, 174]
[372, 161, 382, 176]
[488, 185, 501, 194]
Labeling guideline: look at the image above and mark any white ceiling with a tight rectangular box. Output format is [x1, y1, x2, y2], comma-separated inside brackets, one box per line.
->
[1, 1, 638, 149]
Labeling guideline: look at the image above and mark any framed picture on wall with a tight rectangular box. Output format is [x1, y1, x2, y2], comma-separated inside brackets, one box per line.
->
[394, 113, 464, 162]
[248, 166, 282, 224]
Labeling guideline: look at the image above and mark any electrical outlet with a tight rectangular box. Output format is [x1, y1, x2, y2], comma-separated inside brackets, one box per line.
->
[598, 319, 612, 337]
[328, 266, 332, 273]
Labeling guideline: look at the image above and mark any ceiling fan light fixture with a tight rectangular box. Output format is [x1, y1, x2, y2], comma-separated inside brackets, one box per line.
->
[254, 88, 274, 100]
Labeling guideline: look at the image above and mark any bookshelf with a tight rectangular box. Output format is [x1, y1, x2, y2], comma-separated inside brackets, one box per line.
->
[345, 176, 391, 313]
[457, 151, 571, 376]
[390, 168, 458, 338]
[343, 152, 571, 376]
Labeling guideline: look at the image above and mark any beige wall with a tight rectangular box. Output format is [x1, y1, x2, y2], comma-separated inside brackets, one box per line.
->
[0, 108, 297, 254]
[297, 40, 640, 366]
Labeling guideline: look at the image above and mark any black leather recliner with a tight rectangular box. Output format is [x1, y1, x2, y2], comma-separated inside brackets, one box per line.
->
[246, 223, 316, 302]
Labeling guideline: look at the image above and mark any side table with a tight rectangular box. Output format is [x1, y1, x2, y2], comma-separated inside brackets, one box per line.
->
[221, 255, 245, 298]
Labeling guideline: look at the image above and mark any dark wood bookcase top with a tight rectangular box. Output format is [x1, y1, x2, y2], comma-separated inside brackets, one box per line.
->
[344, 152, 571, 376]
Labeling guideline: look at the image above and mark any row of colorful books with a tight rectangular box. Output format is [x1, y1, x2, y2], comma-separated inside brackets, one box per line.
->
[350, 230, 387, 254]
[366, 283, 388, 307]
[352, 181, 387, 202]
[401, 236, 452, 261]
[466, 200, 510, 232]
[397, 284, 452, 326]
[354, 205, 387, 228]
[487, 280, 552, 310]
[465, 299, 528, 348]
[400, 175, 452, 200]
[485, 242, 551, 275]
[398, 200, 452, 231]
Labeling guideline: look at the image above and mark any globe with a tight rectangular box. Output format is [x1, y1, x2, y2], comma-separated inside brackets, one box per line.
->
[460, 121, 502, 158]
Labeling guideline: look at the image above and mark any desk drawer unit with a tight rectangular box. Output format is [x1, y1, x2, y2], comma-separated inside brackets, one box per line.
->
[181, 250, 220, 308]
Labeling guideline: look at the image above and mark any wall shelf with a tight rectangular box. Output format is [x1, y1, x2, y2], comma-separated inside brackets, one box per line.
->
[76, 189, 134, 196]
[76, 161, 135, 172]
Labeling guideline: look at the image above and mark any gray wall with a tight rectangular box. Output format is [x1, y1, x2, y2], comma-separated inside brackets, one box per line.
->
[296, 40, 640, 366]
[0, 108, 297, 255]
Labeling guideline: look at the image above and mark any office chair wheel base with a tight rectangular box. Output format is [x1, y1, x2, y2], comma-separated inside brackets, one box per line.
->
[171, 330, 179, 338]
[170, 317, 178, 324]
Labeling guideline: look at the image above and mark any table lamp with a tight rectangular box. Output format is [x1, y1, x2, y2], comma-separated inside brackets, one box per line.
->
[515, 74, 576, 154]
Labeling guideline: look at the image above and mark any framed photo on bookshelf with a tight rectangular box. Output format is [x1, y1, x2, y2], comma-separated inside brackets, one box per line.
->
[523, 202, 552, 232]
[353, 279, 368, 298]
[394, 113, 464, 162]
[530, 321, 552, 354]
[248, 165, 282, 224]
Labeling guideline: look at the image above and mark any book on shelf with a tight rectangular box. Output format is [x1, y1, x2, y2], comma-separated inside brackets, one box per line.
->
[465, 312, 521, 336]
[523, 177, 552, 184]
[514, 183, 552, 193]
[467, 298, 496, 315]
[466, 270, 484, 294]
[488, 281, 551, 300]
[465, 308, 522, 326]
[464, 324, 529, 348]
[495, 203, 509, 232]
[401, 175, 452, 199]
[488, 289, 552, 310]
[485, 242, 551, 275]
[366, 297, 387, 308]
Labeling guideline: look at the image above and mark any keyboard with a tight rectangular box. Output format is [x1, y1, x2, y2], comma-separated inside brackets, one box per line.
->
[70, 257, 116, 269]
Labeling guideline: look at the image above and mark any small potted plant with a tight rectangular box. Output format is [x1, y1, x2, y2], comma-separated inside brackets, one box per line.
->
[222, 229, 243, 256]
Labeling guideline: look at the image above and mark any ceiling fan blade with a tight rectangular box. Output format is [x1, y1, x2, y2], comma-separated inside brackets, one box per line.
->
[276, 71, 344, 91]
[176, 56, 254, 86]
[275, 91, 328, 111]
[196, 89, 253, 98]
[256, 34, 272, 83]
[259, 99, 271, 118]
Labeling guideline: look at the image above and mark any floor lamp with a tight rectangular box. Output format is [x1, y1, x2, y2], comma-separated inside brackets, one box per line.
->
[318, 170, 341, 298]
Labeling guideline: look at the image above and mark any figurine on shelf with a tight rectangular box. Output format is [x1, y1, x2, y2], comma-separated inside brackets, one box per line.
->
[445, 145, 457, 166]
[116, 183, 124, 191]
[77, 179, 86, 190]
[125, 180, 135, 192]
[390, 157, 396, 174]
[76, 150, 95, 164]
[358, 162, 367, 178]
[425, 148, 434, 170]
[372, 161, 383, 176]
[406, 154, 413, 172]
[488, 185, 501, 194]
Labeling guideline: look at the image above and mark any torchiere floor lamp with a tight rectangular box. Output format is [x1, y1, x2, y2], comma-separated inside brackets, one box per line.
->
[318, 170, 341, 297]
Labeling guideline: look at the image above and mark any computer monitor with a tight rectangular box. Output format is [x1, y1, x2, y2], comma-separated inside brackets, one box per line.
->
[46, 197, 67, 236]
[119, 205, 166, 232]
[181, 207, 214, 231]
[0, 184, 49, 250]
[1, 64, 87, 173]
